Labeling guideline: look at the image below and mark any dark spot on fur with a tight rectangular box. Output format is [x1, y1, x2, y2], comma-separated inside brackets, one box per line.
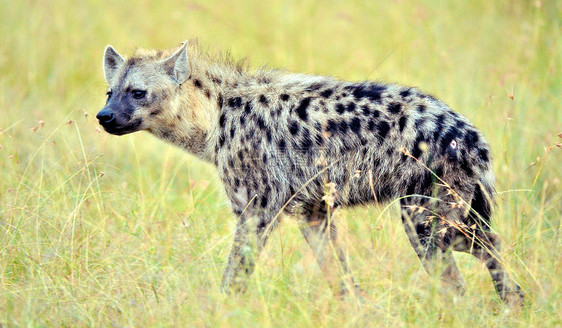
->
[407, 172, 429, 195]
[230, 127, 236, 138]
[244, 101, 253, 114]
[259, 95, 268, 105]
[372, 110, 380, 118]
[465, 130, 479, 145]
[400, 89, 411, 98]
[150, 108, 162, 116]
[176, 114, 182, 121]
[350, 117, 361, 134]
[228, 97, 242, 108]
[280, 94, 290, 101]
[205, 90, 211, 98]
[219, 113, 226, 127]
[301, 133, 313, 152]
[210, 76, 222, 85]
[415, 223, 427, 236]
[278, 139, 286, 151]
[314, 133, 324, 146]
[266, 130, 272, 143]
[346, 102, 356, 112]
[326, 120, 337, 133]
[296, 97, 311, 121]
[433, 114, 446, 141]
[219, 133, 226, 147]
[417, 104, 426, 113]
[306, 83, 324, 92]
[289, 121, 299, 135]
[314, 121, 322, 132]
[361, 105, 370, 116]
[377, 121, 390, 140]
[194, 79, 203, 89]
[335, 103, 345, 114]
[351, 83, 386, 102]
[320, 89, 334, 98]
[399, 116, 407, 132]
[478, 148, 490, 162]
[260, 196, 268, 208]
[432, 166, 443, 179]
[388, 102, 402, 114]
[257, 116, 266, 130]
[240, 115, 246, 125]
[341, 139, 352, 152]
[339, 121, 348, 134]
[218, 94, 224, 108]
[368, 120, 376, 131]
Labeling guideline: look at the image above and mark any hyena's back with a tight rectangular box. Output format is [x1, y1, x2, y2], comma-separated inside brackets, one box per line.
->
[217, 77, 494, 224]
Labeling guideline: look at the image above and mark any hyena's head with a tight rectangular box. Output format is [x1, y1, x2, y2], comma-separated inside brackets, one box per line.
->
[96, 42, 190, 135]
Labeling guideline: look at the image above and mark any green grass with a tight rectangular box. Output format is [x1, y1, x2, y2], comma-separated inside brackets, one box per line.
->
[1, 0, 560, 326]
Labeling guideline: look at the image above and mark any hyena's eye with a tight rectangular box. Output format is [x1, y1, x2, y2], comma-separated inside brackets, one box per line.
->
[131, 90, 147, 99]
[106, 91, 113, 100]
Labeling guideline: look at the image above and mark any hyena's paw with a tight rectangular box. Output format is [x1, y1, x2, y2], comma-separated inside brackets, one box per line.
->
[502, 288, 525, 309]
[338, 284, 383, 311]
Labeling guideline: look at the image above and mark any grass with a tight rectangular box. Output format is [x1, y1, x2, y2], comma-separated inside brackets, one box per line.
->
[0, 0, 560, 326]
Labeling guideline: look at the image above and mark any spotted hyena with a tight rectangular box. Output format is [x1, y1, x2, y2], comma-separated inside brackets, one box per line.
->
[97, 41, 524, 306]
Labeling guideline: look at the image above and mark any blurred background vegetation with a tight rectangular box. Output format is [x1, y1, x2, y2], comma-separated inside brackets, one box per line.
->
[0, 0, 560, 326]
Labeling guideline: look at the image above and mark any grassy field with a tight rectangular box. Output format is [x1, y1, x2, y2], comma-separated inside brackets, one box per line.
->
[1, 0, 560, 326]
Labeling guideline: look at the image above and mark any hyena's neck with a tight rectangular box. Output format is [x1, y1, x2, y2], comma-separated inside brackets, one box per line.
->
[151, 59, 252, 164]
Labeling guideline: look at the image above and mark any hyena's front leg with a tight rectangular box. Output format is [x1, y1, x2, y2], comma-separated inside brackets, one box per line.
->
[298, 203, 361, 298]
[221, 213, 273, 292]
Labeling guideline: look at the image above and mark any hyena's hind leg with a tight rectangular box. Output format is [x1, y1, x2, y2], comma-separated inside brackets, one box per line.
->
[453, 231, 525, 306]
[298, 202, 363, 298]
[452, 186, 525, 306]
[399, 196, 467, 295]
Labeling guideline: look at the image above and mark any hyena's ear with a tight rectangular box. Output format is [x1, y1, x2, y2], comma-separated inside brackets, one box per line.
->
[162, 41, 191, 85]
[103, 45, 125, 84]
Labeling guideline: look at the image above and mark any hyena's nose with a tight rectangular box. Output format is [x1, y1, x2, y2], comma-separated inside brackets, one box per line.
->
[96, 109, 115, 124]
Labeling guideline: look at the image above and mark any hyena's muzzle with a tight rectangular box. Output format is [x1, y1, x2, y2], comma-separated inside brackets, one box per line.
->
[96, 95, 143, 136]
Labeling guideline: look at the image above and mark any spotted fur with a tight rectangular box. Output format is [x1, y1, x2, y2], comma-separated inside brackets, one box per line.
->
[97, 40, 524, 306]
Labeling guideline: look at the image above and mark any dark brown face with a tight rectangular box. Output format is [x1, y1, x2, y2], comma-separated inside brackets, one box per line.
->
[96, 89, 145, 135]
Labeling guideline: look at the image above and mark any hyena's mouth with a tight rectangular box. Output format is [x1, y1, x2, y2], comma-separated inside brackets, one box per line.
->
[99, 118, 143, 136]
